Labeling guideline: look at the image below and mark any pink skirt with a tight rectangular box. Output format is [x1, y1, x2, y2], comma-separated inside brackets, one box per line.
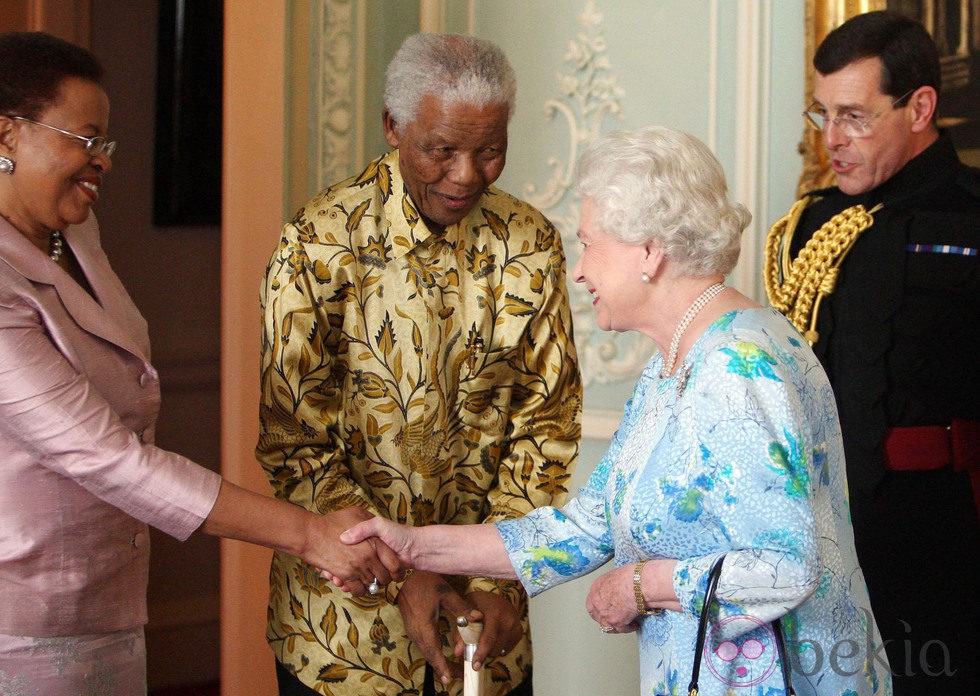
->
[0, 627, 146, 695]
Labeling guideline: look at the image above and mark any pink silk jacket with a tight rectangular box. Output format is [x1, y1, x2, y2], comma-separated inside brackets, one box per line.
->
[0, 213, 221, 637]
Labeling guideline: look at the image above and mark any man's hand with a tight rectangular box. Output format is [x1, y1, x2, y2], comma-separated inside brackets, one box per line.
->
[302, 506, 403, 596]
[454, 590, 523, 670]
[396, 570, 483, 687]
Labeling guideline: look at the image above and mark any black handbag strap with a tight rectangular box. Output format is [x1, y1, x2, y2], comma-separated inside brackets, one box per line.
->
[687, 556, 796, 696]
[771, 614, 796, 695]
[688, 556, 725, 695]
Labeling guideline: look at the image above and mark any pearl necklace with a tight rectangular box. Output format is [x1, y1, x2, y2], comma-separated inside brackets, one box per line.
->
[660, 282, 725, 378]
[49, 230, 64, 261]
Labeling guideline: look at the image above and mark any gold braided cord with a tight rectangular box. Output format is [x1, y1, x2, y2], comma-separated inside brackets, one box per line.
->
[764, 197, 882, 344]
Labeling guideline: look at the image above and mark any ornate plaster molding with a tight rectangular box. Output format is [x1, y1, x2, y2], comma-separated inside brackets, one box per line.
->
[520, 1, 654, 388]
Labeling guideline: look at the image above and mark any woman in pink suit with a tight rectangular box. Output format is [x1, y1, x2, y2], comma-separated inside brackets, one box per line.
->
[0, 32, 400, 695]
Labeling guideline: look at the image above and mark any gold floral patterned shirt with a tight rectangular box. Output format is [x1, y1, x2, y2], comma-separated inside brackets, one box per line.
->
[257, 149, 582, 695]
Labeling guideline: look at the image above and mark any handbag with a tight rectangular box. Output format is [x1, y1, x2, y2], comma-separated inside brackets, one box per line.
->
[687, 555, 796, 696]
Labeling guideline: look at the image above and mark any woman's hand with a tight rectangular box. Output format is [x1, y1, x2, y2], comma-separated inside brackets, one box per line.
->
[585, 564, 642, 634]
[304, 507, 404, 595]
[200, 483, 403, 596]
[585, 559, 681, 633]
[341, 514, 515, 580]
[340, 514, 420, 566]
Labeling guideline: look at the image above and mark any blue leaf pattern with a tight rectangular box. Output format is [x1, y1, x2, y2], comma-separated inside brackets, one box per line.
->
[497, 309, 891, 695]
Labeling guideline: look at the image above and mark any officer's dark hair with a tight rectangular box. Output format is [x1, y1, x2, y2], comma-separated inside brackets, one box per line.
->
[814, 10, 940, 108]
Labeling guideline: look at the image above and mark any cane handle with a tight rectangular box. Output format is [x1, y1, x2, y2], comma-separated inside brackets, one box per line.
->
[456, 616, 485, 696]
[456, 616, 483, 646]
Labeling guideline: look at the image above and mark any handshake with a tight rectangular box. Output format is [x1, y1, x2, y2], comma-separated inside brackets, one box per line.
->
[301, 505, 441, 596]
[298, 505, 522, 682]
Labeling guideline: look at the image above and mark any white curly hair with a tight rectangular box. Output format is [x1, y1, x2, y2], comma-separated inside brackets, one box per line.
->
[576, 126, 751, 277]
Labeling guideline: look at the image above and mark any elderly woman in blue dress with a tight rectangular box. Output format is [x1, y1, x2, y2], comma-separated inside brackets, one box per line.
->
[342, 126, 891, 696]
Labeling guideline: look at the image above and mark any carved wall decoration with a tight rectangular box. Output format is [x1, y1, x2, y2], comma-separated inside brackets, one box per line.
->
[520, 0, 654, 387]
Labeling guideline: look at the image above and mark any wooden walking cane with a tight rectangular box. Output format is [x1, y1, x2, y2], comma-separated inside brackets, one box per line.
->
[456, 616, 485, 696]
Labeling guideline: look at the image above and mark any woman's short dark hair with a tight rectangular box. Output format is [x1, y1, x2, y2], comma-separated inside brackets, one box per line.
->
[814, 10, 940, 106]
[0, 31, 103, 119]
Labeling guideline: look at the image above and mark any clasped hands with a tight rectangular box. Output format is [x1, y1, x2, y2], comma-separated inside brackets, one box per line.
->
[307, 507, 521, 685]
[302, 506, 404, 596]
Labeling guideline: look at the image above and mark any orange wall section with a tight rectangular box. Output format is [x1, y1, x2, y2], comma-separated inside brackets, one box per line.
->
[220, 2, 286, 694]
[0, 0, 90, 45]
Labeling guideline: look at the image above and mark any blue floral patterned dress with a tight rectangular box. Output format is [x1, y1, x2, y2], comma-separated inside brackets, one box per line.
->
[498, 308, 892, 696]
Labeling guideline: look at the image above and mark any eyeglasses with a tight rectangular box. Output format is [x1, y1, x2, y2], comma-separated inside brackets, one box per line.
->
[7, 115, 116, 157]
[803, 88, 916, 139]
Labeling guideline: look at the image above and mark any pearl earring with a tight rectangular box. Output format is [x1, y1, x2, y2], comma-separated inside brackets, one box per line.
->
[641, 272, 650, 283]
[0, 155, 14, 174]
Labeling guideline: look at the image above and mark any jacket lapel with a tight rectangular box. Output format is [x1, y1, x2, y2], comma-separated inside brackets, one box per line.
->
[0, 214, 151, 363]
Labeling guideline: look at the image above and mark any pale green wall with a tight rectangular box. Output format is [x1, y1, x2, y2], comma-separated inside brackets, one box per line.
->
[473, 4, 806, 695]
[362, 0, 421, 156]
[768, 0, 808, 226]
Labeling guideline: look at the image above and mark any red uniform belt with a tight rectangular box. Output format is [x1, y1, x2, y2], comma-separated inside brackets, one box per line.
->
[883, 419, 980, 521]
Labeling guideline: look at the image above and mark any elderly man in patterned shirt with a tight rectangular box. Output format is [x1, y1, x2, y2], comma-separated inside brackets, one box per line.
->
[257, 33, 582, 696]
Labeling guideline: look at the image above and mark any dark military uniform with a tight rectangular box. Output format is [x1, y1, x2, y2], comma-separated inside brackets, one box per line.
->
[779, 133, 979, 695]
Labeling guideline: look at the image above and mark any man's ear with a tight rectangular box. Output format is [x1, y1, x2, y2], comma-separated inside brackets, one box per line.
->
[907, 85, 937, 133]
[382, 110, 400, 149]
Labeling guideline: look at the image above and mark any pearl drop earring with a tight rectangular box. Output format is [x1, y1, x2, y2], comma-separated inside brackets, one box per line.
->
[641, 273, 650, 283]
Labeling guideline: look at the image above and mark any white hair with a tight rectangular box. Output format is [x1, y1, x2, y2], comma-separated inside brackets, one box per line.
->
[383, 33, 516, 130]
[576, 126, 751, 277]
